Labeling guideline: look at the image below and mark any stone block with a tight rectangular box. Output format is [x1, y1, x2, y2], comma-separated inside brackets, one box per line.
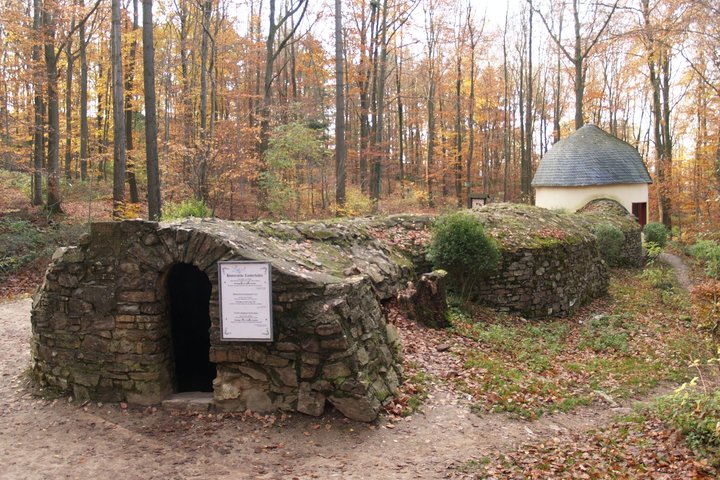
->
[300, 365, 316, 379]
[297, 383, 325, 417]
[328, 394, 380, 422]
[81, 334, 110, 352]
[275, 342, 300, 352]
[241, 389, 275, 412]
[118, 290, 156, 303]
[72, 370, 100, 387]
[316, 321, 343, 337]
[238, 365, 268, 382]
[275, 366, 298, 387]
[301, 352, 320, 365]
[58, 273, 80, 288]
[320, 336, 349, 350]
[264, 355, 290, 367]
[323, 362, 351, 379]
[301, 337, 320, 353]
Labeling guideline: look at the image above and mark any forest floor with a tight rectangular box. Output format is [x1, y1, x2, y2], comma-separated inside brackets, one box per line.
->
[1, 170, 719, 478]
[1, 263, 718, 478]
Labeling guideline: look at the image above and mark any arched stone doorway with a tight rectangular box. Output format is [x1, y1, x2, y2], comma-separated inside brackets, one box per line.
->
[166, 263, 216, 392]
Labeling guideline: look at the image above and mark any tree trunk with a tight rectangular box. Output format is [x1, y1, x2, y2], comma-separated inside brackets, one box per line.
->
[197, 0, 212, 202]
[79, 0, 89, 181]
[43, 3, 62, 214]
[357, 5, 375, 195]
[395, 50, 405, 196]
[125, 0, 140, 204]
[64, 13, 75, 180]
[31, 0, 44, 206]
[502, 6, 510, 201]
[426, 80, 435, 207]
[553, 23, 562, 144]
[467, 9, 477, 204]
[111, 0, 126, 218]
[143, 0, 161, 220]
[334, 0, 346, 211]
[370, 0, 388, 207]
[642, 0, 672, 229]
[454, 31, 463, 207]
[523, 4, 533, 203]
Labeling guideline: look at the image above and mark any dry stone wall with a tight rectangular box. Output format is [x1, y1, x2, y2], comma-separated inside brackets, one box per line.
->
[30, 204, 640, 420]
[31, 218, 410, 421]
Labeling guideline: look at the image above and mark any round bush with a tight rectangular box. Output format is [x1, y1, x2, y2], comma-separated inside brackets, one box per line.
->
[643, 222, 668, 247]
[594, 223, 625, 267]
[428, 212, 500, 296]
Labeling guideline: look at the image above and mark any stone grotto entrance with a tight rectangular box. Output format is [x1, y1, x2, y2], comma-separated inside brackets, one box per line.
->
[31, 218, 407, 420]
[166, 263, 216, 393]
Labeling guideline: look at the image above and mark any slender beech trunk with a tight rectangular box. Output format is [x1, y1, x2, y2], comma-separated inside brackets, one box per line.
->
[197, 0, 212, 202]
[125, 0, 139, 203]
[143, 0, 160, 220]
[572, 0, 584, 129]
[31, 0, 44, 205]
[467, 9, 477, 203]
[370, 0, 388, 206]
[64, 13, 75, 180]
[642, 0, 672, 228]
[553, 17, 562, 144]
[502, 7, 510, 201]
[43, 3, 62, 213]
[454, 25, 463, 207]
[334, 0, 346, 210]
[111, 0, 126, 218]
[395, 50, 405, 195]
[523, 4, 533, 203]
[79, 0, 89, 181]
[358, 5, 376, 195]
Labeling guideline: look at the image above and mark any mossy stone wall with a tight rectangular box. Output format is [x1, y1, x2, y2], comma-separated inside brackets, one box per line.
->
[31, 219, 407, 421]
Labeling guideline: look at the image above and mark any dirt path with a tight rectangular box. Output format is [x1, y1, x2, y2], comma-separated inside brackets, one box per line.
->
[0, 298, 667, 479]
[658, 252, 693, 291]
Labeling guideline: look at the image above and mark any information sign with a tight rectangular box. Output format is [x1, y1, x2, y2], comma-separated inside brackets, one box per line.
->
[218, 261, 273, 341]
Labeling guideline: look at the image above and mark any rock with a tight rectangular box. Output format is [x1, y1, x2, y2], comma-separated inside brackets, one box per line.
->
[329, 394, 381, 422]
[398, 270, 449, 329]
[297, 383, 325, 417]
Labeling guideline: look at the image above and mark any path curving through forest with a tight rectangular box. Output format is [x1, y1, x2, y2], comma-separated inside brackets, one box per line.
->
[658, 251, 693, 291]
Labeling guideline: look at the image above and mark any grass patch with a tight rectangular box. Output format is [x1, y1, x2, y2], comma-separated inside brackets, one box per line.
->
[446, 267, 714, 419]
[579, 315, 631, 353]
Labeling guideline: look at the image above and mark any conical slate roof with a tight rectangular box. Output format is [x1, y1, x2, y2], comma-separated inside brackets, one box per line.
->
[531, 124, 652, 187]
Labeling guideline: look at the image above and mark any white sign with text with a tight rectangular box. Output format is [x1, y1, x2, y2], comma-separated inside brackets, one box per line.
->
[218, 261, 273, 341]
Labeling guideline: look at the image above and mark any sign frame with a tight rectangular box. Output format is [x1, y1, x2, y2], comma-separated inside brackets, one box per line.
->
[218, 261, 273, 342]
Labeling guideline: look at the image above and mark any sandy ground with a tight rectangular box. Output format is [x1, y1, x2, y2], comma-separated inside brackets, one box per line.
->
[0, 298, 659, 480]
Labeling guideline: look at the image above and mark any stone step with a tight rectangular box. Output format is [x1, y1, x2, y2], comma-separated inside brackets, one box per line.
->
[161, 392, 215, 412]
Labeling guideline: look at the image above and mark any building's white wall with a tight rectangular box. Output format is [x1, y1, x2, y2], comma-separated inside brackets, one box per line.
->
[535, 183, 649, 221]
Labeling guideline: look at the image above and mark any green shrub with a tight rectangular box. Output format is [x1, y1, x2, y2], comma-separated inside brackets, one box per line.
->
[656, 388, 720, 459]
[640, 266, 674, 290]
[162, 199, 211, 220]
[644, 241, 663, 262]
[690, 240, 720, 279]
[594, 223, 625, 266]
[643, 222, 668, 247]
[428, 212, 500, 299]
[690, 240, 719, 261]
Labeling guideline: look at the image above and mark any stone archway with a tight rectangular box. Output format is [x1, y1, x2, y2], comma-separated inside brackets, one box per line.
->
[166, 263, 216, 392]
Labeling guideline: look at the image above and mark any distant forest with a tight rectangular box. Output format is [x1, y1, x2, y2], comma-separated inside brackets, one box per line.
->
[0, 0, 718, 229]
